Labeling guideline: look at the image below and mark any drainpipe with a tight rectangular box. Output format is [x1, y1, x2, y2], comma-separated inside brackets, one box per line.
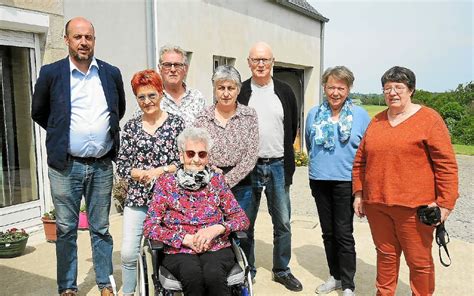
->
[145, 0, 157, 69]
[319, 21, 325, 106]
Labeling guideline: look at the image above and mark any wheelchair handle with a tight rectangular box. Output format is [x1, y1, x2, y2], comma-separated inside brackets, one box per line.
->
[148, 239, 164, 251]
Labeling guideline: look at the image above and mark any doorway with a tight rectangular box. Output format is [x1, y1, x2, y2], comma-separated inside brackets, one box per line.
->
[273, 67, 304, 152]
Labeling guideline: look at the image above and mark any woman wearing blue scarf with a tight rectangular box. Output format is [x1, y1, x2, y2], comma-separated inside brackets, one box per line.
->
[305, 66, 370, 296]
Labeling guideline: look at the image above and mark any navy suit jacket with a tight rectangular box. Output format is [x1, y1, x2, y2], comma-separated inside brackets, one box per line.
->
[31, 57, 126, 170]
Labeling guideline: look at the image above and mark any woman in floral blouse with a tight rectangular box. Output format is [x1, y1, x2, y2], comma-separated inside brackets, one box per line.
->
[143, 127, 249, 296]
[193, 65, 258, 215]
[116, 69, 185, 296]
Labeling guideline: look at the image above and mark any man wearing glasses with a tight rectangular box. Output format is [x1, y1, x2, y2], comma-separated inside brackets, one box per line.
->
[237, 42, 302, 292]
[158, 45, 205, 126]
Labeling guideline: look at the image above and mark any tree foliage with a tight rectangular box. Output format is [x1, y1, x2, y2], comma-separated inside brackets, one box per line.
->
[355, 81, 474, 145]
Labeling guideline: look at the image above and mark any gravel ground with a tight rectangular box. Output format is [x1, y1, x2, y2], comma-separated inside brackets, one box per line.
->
[260, 155, 474, 243]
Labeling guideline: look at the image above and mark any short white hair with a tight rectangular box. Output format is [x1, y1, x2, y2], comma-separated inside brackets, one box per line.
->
[177, 127, 213, 152]
[159, 44, 188, 65]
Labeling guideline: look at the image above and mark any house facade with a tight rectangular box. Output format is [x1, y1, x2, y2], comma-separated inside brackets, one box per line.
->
[1, 0, 327, 230]
[0, 1, 66, 230]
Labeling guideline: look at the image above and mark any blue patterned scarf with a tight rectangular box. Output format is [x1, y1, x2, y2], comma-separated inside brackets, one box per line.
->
[311, 98, 353, 151]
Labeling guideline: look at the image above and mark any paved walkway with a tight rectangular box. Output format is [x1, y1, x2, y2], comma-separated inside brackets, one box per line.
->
[1, 211, 473, 295]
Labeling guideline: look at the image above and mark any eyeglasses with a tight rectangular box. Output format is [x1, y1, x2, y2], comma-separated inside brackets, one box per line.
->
[185, 150, 208, 159]
[248, 58, 273, 65]
[325, 86, 347, 93]
[160, 62, 185, 71]
[137, 93, 161, 102]
[383, 85, 407, 94]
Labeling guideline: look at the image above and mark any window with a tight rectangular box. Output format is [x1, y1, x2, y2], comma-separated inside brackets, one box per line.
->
[213, 55, 236, 71]
[0, 45, 38, 207]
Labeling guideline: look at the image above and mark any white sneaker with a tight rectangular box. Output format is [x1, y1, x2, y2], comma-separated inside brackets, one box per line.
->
[343, 288, 355, 296]
[315, 276, 342, 294]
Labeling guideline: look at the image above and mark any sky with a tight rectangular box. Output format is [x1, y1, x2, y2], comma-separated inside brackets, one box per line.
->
[307, 0, 473, 94]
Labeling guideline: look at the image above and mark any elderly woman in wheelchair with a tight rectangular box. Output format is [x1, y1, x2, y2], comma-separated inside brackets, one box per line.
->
[142, 127, 250, 296]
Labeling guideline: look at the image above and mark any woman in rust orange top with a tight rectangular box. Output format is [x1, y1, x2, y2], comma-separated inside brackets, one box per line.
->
[352, 66, 458, 296]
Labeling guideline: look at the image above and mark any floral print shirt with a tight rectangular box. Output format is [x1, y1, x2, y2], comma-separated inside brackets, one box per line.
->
[143, 173, 250, 254]
[193, 103, 259, 188]
[116, 114, 185, 207]
[161, 86, 206, 127]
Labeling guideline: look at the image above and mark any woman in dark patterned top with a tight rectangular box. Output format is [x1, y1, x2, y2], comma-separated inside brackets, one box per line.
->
[143, 127, 249, 296]
[116, 70, 185, 296]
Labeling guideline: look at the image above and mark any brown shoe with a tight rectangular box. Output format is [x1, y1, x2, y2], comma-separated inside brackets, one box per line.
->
[100, 286, 114, 296]
[60, 289, 77, 296]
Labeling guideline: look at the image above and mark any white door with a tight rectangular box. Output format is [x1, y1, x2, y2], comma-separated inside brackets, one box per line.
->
[0, 29, 47, 230]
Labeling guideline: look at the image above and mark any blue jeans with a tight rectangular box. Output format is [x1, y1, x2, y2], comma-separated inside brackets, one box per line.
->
[48, 157, 114, 293]
[121, 206, 148, 294]
[243, 159, 292, 277]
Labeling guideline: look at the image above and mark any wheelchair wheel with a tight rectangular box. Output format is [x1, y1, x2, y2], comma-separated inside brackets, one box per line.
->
[137, 250, 149, 296]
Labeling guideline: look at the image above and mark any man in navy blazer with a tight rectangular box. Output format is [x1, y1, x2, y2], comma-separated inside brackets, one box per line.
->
[31, 17, 125, 296]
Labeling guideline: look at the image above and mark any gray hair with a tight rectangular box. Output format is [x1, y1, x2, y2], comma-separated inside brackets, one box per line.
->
[212, 65, 242, 90]
[177, 127, 213, 152]
[322, 66, 355, 88]
[381, 66, 416, 97]
[159, 44, 188, 65]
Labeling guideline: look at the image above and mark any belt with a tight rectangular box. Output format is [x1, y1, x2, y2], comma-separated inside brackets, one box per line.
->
[68, 151, 112, 163]
[257, 157, 284, 165]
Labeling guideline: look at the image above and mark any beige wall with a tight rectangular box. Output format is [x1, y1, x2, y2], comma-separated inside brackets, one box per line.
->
[156, 0, 323, 118]
[62, 0, 324, 124]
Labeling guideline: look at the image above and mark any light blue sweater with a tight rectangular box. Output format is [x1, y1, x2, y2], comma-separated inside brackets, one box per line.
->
[305, 104, 371, 181]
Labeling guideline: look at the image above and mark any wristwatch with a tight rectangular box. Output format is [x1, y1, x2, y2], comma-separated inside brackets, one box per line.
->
[163, 165, 169, 173]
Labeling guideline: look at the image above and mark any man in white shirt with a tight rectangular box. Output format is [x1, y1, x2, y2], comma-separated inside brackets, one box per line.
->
[237, 42, 301, 292]
[32, 17, 125, 296]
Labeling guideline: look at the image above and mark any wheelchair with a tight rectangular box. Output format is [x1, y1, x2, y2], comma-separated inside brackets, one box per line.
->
[137, 232, 253, 296]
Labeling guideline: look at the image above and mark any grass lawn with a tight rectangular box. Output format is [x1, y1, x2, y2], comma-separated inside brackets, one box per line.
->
[453, 144, 474, 156]
[361, 105, 474, 156]
[361, 104, 386, 117]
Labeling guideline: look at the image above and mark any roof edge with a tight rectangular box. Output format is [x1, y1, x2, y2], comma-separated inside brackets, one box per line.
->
[275, 0, 329, 23]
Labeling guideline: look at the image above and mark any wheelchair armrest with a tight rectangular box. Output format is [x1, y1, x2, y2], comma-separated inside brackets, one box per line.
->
[147, 239, 164, 251]
[230, 231, 248, 240]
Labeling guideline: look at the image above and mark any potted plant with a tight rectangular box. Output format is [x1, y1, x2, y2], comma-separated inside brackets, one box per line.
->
[0, 228, 29, 258]
[112, 177, 127, 214]
[78, 204, 89, 230]
[42, 209, 57, 242]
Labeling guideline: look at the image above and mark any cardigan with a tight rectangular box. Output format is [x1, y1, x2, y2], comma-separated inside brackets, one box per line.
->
[352, 106, 459, 209]
[305, 104, 370, 181]
[237, 78, 298, 186]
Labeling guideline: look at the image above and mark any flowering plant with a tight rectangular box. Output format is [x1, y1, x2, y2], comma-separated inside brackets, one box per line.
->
[112, 177, 128, 212]
[294, 151, 309, 167]
[0, 228, 29, 243]
[43, 209, 56, 220]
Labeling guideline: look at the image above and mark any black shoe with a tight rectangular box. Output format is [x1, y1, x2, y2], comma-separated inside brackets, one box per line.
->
[272, 272, 303, 292]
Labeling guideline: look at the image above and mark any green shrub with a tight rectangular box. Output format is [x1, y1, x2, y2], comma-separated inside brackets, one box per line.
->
[295, 151, 308, 167]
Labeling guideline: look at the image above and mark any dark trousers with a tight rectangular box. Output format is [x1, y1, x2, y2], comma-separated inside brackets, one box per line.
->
[310, 180, 356, 291]
[162, 247, 235, 296]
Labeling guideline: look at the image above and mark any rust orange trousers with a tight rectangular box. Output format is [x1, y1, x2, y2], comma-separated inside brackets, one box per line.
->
[365, 203, 435, 296]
